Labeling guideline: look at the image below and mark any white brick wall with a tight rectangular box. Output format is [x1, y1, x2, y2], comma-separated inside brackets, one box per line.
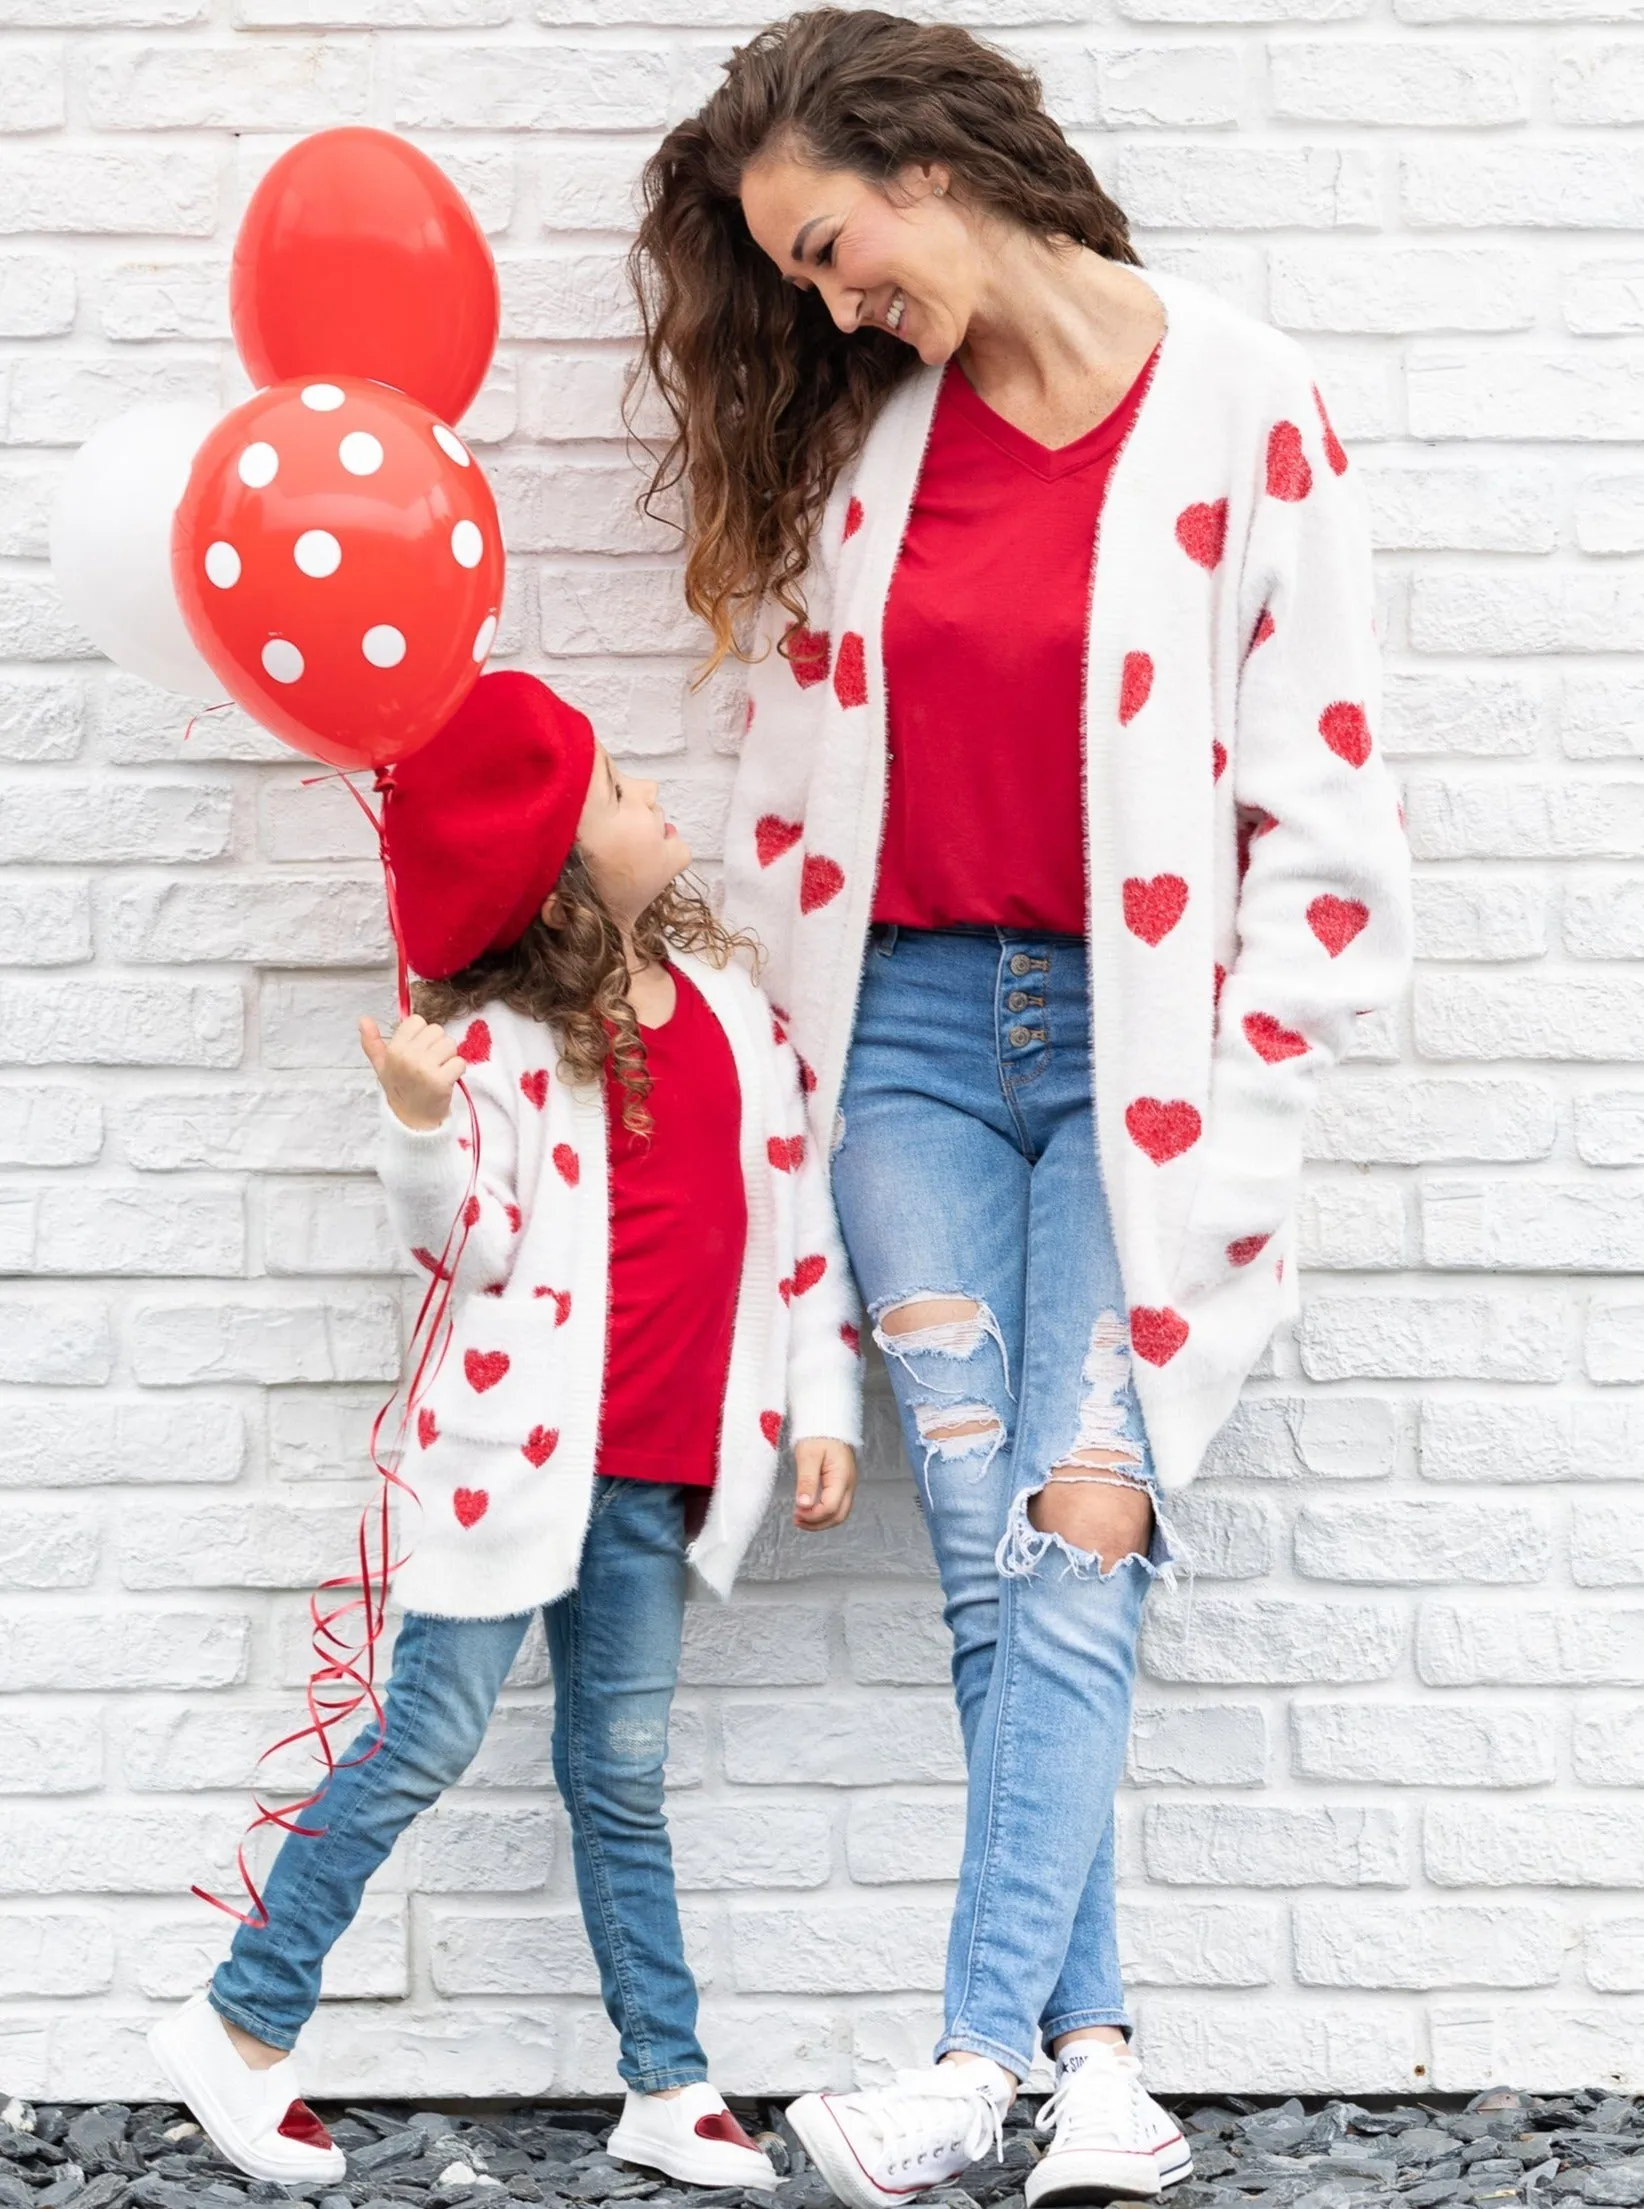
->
[1, 0, 1641, 2106]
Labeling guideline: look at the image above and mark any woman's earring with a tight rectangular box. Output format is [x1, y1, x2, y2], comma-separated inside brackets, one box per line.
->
[933, 184, 946, 197]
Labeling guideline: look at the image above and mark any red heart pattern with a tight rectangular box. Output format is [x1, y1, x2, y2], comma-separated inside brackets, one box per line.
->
[1308, 894, 1369, 956]
[417, 1406, 439, 1449]
[780, 1252, 827, 1302]
[453, 1487, 489, 1528]
[533, 1285, 572, 1326]
[767, 1134, 806, 1172]
[1226, 1232, 1271, 1268]
[1125, 1097, 1202, 1164]
[462, 1194, 481, 1229]
[1130, 1306, 1189, 1366]
[1266, 421, 1313, 502]
[841, 1322, 861, 1355]
[519, 1068, 549, 1110]
[412, 1246, 450, 1280]
[844, 496, 864, 540]
[1119, 651, 1154, 725]
[505, 1203, 522, 1234]
[1123, 873, 1188, 945]
[801, 854, 845, 913]
[1244, 1011, 1310, 1063]
[1314, 386, 1348, 475]
[788, 627, 830, 688]
[834, 631, 867, 708]
[464, 1348, 510, 1393]
[1212, 740, 1227, 782]
[1213, 962, 1227, 1008]
[1320, 700, 1371, 767]
[457, 1020, 491, 1064]
[756, 814, 803, 867]
[553, 1143, 580, 1186]
[1175, 499, 1227, 570]
[1250, 608, 1275, 652]
[521, 1424, 558, 1467]
[760, 1409, 782, 1447]
[796, 1053, 817, 1094]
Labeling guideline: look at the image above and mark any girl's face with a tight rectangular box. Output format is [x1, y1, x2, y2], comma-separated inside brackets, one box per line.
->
[565, 744, 691, 928]
[739, 152, 977, 367]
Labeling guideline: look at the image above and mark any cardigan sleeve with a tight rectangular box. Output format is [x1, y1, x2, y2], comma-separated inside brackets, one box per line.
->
[1175, 372, 1412, 1298]
[375, 1035, 523, 1300]
[770, 1026, 864, 1449]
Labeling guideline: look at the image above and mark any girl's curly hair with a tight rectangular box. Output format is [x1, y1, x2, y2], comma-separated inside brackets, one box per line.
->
[412, 856, 757, 1136]
[629, 6, 1137, 667]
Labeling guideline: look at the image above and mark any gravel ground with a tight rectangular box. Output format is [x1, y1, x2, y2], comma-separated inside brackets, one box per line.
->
[2, 2087, 1642, 2209]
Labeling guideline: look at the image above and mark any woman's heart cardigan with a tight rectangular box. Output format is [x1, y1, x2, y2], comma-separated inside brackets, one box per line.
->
[374, 948, 863, 1619]
[720, 267, 1413, 1492]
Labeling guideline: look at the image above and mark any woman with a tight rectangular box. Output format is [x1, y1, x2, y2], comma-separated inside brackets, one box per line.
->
[630, 13, 1411, 2204]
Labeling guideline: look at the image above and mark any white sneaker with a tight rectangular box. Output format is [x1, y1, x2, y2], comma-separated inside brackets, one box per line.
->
[1025, 2044, 1191, 2205]
[786, 2059, 1012, 2209]
[608, 2083, 778, 2191]
[147, 1991, 346, 2186]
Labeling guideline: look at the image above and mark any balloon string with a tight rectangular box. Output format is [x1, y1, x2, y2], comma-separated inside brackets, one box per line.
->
[180, 701, 235, 745]
[192, 767, 479, 1930]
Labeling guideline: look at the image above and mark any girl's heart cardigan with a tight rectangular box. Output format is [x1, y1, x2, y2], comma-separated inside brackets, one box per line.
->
[720, 268, 1413, 1492]
[374, 948, 863, 1619]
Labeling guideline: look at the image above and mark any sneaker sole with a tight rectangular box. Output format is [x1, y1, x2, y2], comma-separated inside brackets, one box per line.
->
[146, 2016, 346, 2187]
[1026, 2140, 1193, 2207]
[607, 2126, 778, 2194]
[785, 2094, 951, 2209]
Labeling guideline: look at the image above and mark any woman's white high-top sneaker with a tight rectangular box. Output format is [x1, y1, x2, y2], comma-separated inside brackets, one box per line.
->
[786, 2058, 1013, 2209]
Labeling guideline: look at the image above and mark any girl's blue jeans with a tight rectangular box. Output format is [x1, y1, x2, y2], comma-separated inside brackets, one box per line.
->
[831, 923, 1177, 2083]
[209, 1476, 708, 2094]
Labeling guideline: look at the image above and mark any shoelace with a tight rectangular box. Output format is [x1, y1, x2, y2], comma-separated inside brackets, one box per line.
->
[1034, 2059, 1143, 2150]
[868, 2072, 1006, 2176]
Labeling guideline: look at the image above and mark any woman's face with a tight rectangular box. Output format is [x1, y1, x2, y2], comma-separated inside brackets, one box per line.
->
[739, 152, 975, 366]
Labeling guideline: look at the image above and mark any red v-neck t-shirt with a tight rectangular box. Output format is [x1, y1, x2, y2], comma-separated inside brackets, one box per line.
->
[599, 966, 746, 1489]
[874, 350, 1157, 936]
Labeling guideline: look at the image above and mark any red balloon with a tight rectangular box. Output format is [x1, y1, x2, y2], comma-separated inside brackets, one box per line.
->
[172, 378, 505, 771]
[233, 129, 499, 427]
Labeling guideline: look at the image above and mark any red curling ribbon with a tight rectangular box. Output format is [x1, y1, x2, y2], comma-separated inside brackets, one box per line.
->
[192, 769, 479, 1929]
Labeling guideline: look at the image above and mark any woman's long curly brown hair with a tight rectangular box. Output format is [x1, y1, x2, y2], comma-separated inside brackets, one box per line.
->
[629, 7, 1137, 665]
[412, 857, 756, 1136]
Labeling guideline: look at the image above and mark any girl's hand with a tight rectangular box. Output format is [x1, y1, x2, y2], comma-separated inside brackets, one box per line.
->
[794, 1439, 856, 1531]
[359, 1014, 464, 1131]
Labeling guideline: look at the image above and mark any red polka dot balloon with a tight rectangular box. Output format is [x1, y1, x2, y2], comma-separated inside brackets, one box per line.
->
[172, 377, 504, 770]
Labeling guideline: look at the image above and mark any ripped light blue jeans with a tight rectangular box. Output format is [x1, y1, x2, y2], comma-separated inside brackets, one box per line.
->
[209, 1477, 706, 2094]
[831, 924, 1177, 2082]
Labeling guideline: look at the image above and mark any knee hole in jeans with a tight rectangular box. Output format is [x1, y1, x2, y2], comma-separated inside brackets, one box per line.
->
[873, 1294, 1014, 1398]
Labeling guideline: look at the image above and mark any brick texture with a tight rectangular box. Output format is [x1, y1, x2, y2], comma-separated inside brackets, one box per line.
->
[0, 0, 1636, 2104]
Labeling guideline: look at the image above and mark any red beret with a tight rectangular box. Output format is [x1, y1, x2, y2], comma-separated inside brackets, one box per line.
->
[381, 670, 596, 981]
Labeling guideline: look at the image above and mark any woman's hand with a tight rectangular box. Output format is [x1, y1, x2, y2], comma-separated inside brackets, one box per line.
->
[359, 1013, 465, 1131]
[794, 1438, 857, 1531]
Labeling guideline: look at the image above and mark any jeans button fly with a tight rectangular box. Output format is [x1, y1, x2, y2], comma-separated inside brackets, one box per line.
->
[1009, 1024, 1031, 1047]
[1009, 954, 1031, 976]
[1007, 991, 1028, 1011]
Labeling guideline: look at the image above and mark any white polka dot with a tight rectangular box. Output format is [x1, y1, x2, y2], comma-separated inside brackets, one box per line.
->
[339, 431, 384, 477]
[238, 442, 278, 489]
[451, 519, 484, 569]
[301, 383, 346, 412]
[362, 624, 406, 669]
[432, 423, 471, 468]
[294, 529, 342, 579]
[472, 612, 498, 664]
[204, 541, 241, 589]
[262, 638, 304, 685]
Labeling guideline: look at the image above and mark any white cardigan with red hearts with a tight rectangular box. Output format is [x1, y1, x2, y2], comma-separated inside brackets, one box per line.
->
[720, 267, 1412, 1492]
[374, 948, 862, 1619]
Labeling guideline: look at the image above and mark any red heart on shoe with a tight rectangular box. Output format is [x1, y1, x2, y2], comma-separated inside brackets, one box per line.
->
[452, 1487, 489, 1528]
[278, 2102, 335, 2150]
[464, 1348, 509, 1392]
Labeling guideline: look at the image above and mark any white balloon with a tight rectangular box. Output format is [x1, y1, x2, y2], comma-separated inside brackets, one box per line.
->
[49, 400, 226, 697]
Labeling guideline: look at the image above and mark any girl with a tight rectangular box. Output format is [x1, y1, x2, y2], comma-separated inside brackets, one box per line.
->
[631, 13, 1412, 2206]
[149, 669, 862, 2191]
